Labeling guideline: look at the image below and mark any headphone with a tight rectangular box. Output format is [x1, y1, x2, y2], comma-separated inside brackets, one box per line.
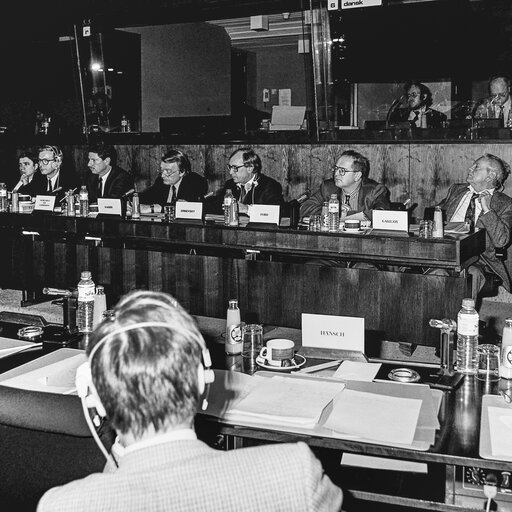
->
[75, 317, 214, 464]
[40, 145, 63, 162]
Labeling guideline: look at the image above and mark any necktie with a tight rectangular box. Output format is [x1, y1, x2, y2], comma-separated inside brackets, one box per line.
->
[344, 194, 351, 209]
[97, 177, 103, 198]
[47, 179, 52, 193]
[464, 193, 479, 226]
[171, 185, 177, 204]
[239, 185, 247, 203]
[499, 106, 505, 126]
[411, 111, 420, 128]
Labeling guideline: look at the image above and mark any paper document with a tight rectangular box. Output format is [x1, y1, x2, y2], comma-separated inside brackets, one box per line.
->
[0, 337, 42, 359]
[324, 389, 422, 445]
[333, 361, 381, 382]
[341, 453, 427, 473]
[488, 406, 512, 457]
[225, 375, 344, 428]
[444, 222, 469, 234]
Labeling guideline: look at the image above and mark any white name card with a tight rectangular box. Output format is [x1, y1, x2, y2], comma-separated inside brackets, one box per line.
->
[372, 210, 408, 231]
[301, 313, 364, 352]
[341, 0, 382, 9]
[34, 195, 56, 212]
[98, 198, 122, 216]
[175, 201, 203, 220]
[248, 204, 280, 225]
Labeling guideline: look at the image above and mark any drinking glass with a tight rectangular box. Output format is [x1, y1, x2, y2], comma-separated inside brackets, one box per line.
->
[241, 324, 263, 374]
[309, 215, 321, 232]
[163, 205, 175, 223]
[419, 219, 433, 238]
[477, 344, 500, 381]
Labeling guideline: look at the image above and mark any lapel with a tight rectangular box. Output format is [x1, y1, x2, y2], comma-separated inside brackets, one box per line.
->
[446, 185, 469, 220]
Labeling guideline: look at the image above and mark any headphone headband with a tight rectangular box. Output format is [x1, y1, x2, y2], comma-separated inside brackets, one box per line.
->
[40, 145, 62, 161]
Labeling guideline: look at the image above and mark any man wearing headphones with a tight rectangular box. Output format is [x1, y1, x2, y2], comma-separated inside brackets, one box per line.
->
[138, 149, 208, 213]
[37, 290, 342, 512]
[33, 145, 79, 202]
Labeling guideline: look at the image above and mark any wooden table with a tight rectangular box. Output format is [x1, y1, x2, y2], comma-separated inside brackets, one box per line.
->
[0, 213, 485, 347]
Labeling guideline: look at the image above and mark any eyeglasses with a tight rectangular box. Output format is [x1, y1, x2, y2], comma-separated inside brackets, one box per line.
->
[406, 92, 421, 98]
[38, 159, 55, 165]
[492, 92, 508, 99]
[160, 168, 180, 177]
[333, 166, 357, 176]
[227, 163, 248, 173]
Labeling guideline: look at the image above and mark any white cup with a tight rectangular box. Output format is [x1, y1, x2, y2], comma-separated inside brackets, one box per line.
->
[259, 338, 295, 367]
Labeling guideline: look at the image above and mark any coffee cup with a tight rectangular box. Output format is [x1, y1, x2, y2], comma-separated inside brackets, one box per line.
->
[259, 338, 295, 367]
[344, 219, 361, 231]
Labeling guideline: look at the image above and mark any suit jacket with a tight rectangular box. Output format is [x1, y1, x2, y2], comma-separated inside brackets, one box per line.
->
[13, 172, 47, 198]
[207, 174, 284, 214]
[85, 166, 134, 203]
[138, 172, 208, 206]
[438, 183, 512, 291]
[32, 169, 80, 202]
[300, 178, 391, 220]
[389, 107, 447, 129]
[37, 439, 342, 512]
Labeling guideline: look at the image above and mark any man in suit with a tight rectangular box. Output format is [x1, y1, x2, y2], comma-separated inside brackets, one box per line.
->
[436, 153, 512, 298]
[473, 76, 512, 127]
[300, 149, 391, 220]
[389, 81, 446, 129]
[138, 149, 208, 213]
[33, 145, 79, 202]
[85, 142, 134, 203]
[11, 151, 46, 197]
[37, 290, 342, 512]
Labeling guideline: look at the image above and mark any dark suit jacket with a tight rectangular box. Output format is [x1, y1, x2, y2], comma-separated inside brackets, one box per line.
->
[32, 168, 80, 202]
[139, 172, 208, 206]
[438, 183, 512, 291]
[85, 166, 134, 203]
[300, 178, 391, 220]
[13, 172, 47, 198]
[389, 107, 447, 128]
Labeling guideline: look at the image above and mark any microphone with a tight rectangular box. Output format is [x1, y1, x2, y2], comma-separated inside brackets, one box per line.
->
[386, 95, 404, 126]
[51, 187, 63, 196]
[403, 198, 411, 209]
[59, 187, 77, 203]
[203, 191, 214, 199]
[296, 191, 309, 204]
[122, 188, 135, 198]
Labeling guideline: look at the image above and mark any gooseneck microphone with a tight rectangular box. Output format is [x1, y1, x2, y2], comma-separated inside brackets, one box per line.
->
[122, 188, 135, 198]
[386, 95, 404, 126]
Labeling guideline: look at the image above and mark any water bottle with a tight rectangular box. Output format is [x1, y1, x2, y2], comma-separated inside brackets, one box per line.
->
[456, 297, 479, 374]
[433, 206, 444, 238]
[77, 271, 95, 333]
[0, 183, 7, 212]
[321, 201, 329, 232]
[79, 186, 89, 217]
[121, 115, 129, 133]
[225, 299, 242, 355]
[500, 318, 512, 379]
[328, 193, 340, 232]
[132, 192, 141, 219]
[223, 189, 233, 226]
[66, 190, 75, 216]
[92, 285, 107, 329]
[11, 192, 19, 213]
[229, 200, 239, 227]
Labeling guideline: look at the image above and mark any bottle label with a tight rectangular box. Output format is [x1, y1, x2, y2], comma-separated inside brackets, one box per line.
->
[226, 323, 242, 345]
[457, 314, 478, 336]
[328, 204, 339, 213]
[502, 345, 512, 369]
[78, 284, 95, 301]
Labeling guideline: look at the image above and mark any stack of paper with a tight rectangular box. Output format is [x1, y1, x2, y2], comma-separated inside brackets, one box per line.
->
[0, 337, 42, 359]
[224, 374, 344, 428]
[488, 406, 512, 458]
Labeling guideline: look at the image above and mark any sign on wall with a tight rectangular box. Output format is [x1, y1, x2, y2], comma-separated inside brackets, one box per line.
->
[341, 0, 382, 9]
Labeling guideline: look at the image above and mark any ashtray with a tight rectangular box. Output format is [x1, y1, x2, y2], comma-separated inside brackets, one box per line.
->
[388, 367, 421, 383]
[17, 325, 44, 342]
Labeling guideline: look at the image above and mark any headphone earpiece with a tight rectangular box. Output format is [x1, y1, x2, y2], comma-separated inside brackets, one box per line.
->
[76, 361, 107, 418]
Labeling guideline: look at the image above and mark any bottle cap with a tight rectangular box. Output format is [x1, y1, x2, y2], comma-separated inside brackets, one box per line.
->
[462, 298, 475, 308]
[228, 299, 238, 307]
[506, 318, 512, 325]
[96, 285, 104, 293]
[81, 270, 92, 280]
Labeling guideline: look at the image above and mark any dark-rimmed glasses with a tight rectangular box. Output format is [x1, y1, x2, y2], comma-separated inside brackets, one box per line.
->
[38, 159, 55, 165]
[227, 163, 247, 173]
[333, 166, 356, 176]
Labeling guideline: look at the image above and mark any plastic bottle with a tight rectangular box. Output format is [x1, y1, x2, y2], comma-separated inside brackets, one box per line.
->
[10, 192, 19, 213]
[92, 285, 107, 329]
[132, 192, 140, 219]
[321, 201, 329, 232]
[456, 297, 479, 374]
[500, 318, 512, 379]
[328, 193, 340, 232]
[0, 183, 7, 212]
[79, 186, 89, 217]
[433, 206, 444, 238]
[229, 200, 239, 227]
[66, 190, 75, 216]
[121, 115, 129, 133]
[77, 271, 95, 333]
[223, 189, 233, 226]
[225, 299, 242, 355]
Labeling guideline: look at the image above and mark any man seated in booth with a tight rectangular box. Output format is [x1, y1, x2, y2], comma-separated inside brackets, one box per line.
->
[32, 145, 79, 202]
[435, 153, 512, 298]
[473, 76, 512, 127]
[138, 149, 208, 214]
[389, 81, 447, 129]
[206, 147, 284, 215]
[37, 290, 342, 512]
[85, 142, 134, 204]
[300, 149, 391, 221]
[11, 151, 46, 197]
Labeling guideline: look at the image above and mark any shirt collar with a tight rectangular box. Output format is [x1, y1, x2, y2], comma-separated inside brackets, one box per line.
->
[341, 180, 362, 199]
[122, 428, 197, 457]
[99, 167, 112, 182]
[238, 175, 258, 192]
[468, 184, 495, 196]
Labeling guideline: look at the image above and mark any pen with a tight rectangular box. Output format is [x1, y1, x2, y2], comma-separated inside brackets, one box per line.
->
[300, 360, 342, 374]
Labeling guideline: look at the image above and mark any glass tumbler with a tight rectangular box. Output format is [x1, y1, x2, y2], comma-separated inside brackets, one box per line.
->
[309, 215, 322, 232]
[241, 324, 263, 374]
[477, 344, 500, 381]
[419, 219, 433, 239]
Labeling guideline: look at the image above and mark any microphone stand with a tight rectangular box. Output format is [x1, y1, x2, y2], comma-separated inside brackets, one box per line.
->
[386, 96, 403, 129]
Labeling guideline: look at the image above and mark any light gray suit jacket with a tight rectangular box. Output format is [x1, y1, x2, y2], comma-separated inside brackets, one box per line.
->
[438, 183, 512, 290]
[37, 439, 342, 512]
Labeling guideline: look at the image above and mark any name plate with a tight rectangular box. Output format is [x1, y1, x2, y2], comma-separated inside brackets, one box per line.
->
[248, 204, 280, 225]
[372, 210, 408, 231]
[341, 0, 382, 9]
[98, 198, 122, 216]
[302, 313, 364, 352]
[34, 195, 56, 212]
[175, 201, 203, 220]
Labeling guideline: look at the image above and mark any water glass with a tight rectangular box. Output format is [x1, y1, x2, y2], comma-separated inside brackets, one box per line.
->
[163, 205, 175, 223]
[308, 215, 322, 232]
[241, 324, 263, 374]
[419, 219, 433, 239]
[477, 344, 500, 381]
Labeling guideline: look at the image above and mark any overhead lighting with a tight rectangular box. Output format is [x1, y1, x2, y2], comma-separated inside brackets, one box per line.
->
[91, 62, 102, 71]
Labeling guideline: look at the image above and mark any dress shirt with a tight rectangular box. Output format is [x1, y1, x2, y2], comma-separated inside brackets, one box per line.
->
[98, 168, 112, 198]
[237, 175, 258, 203]
[166, 177, 183, 203]
[498, 97, 511, 123]
[46, 172, 60, 193]
[408, 106, 427, 128]
[342, 181, 362, 212]
[450, 185, 495, 223]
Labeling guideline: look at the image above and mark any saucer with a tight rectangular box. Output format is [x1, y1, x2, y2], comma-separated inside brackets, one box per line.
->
[343, 227, 363, 233]
[255, 354, 306, 371]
